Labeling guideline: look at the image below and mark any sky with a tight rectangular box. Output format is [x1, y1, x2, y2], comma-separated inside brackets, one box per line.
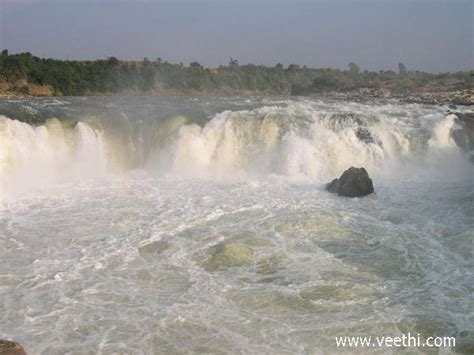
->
[0, 0, 472, 72]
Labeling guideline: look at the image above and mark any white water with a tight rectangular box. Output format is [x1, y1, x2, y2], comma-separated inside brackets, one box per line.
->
[2, 100, 467, 189]
[0, 116, 107, 198]
[0, 97, 473, 353]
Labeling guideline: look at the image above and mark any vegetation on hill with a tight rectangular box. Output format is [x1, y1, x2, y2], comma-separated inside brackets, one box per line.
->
[0, 50, 472, 101]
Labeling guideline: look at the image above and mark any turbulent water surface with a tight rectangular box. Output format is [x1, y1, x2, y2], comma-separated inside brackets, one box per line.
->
[0, 96, 473, 354]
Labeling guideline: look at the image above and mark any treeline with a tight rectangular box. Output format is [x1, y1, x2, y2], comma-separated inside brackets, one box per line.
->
[0, 50, 471, 96]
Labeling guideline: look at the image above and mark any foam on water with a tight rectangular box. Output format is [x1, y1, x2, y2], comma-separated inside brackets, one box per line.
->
[0, 97, 473, 353]
[1, 99, 472, 192]
[0, 116, 107, 199]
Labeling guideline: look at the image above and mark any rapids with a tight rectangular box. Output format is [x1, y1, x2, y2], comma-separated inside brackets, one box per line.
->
[0, 96, 473, 353]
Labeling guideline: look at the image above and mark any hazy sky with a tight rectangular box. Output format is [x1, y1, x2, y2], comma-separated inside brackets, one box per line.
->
[0, 0, 472, 72]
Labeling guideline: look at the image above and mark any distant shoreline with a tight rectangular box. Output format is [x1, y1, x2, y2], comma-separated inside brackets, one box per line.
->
[1, 87, 472, 107]
[310, 88, 473, 106]
[1, 52, 472, 105]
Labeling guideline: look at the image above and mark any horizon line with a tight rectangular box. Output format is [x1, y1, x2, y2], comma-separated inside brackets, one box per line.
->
[3, 50, 473, 75]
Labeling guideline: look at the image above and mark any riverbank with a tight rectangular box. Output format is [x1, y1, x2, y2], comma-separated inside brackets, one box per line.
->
[1, 80, 472, 107]
[0, 82, 265, 100]
[1, 52, 471, 103]
[291, 74, 473, 106]
[311, 87, 473, 106]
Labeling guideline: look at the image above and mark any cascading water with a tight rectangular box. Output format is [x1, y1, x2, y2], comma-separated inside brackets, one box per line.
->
[0, 116, 107, 198]
[1, 100, 470, 190]
[0, 97, 473, 354]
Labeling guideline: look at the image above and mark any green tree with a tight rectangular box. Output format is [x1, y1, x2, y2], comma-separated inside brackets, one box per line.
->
[107, 56, 119, 66]
[348, 62, 360, 76]
[229, 58, 239, 69]
[190, 61, 202, 69]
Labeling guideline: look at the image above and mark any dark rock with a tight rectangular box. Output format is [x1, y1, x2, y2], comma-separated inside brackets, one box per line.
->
[452, 98, 473, 106]
[326, 167, 374, 197]
[0, 339, 27, 355]
[328, 114, 382, 147]
[451, 112, 474, 153]
[328, 113, 378, 130]
[329, 113, 362, 127]
[355, 127, 375, 144]
[326, 178, 340, 193]
[448, 104, 457, 110]
[455, 112, 474, 123]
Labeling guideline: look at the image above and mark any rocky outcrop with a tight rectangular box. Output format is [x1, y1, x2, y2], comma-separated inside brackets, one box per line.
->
[0, 339, 27, 355]
[326, 167, 374, 197]
[0, 80, 54, 98]
[451, 112, 474, 154]
[355, 126, 378, 145]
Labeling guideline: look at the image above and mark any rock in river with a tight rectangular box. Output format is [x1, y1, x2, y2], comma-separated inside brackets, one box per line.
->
[326, 167, 374, 197]
[451, 112, 474, 153]
[0, 339, 27, 355]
